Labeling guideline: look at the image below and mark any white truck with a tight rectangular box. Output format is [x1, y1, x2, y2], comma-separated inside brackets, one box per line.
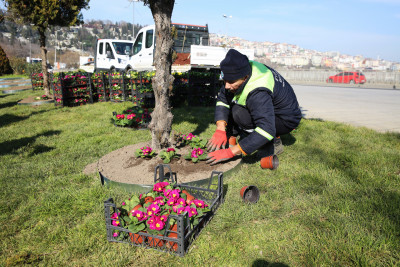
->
[94, 23, 254, 72]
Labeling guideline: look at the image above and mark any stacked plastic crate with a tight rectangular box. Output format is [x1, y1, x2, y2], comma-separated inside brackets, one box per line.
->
[171, 72, 189, 107]
[91, 72, 109, 102]
[51, 73, 63, 106]
[31, 73, 44, 91]
[63, 72, 92, 106]
[136, 71, 155, 108]
[108, 72, 130, 102]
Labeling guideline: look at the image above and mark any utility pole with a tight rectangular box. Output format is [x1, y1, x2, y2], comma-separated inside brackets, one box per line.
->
[28, 37, 31, 63]
[54, 31, 57, 68]
[129, 0, 139, 40]
[222, 14, 232, 46]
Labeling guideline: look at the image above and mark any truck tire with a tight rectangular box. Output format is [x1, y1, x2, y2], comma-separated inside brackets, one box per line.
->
[125, 66, 132, 73]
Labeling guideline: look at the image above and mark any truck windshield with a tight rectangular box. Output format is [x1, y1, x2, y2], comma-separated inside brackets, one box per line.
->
[112, 42, 133, 55]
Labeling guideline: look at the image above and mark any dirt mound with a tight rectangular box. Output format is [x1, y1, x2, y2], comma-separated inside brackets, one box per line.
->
[84, 141, 241, 184]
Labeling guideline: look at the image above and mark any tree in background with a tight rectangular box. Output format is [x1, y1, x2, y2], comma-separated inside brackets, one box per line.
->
[141, 0, 175, 149]
[3, 0, 90, 96]
[0, 11, 12, 75]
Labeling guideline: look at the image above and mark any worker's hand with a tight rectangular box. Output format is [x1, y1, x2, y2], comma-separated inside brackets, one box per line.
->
[206, 148, 234, 165]
[207, 130, 227, 151]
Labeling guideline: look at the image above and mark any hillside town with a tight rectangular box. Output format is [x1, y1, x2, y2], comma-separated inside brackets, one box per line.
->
[1, 18, 399, 72]
[210, 33, 400, 71]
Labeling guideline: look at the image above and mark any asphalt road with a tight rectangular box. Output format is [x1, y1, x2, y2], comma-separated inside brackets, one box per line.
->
[292, 84, 400, 133]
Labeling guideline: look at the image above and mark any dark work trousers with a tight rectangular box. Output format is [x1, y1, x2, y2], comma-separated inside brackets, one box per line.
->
[226, 104, 293, 158]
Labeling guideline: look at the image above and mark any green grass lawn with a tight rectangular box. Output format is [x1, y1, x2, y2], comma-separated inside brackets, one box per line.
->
[1, 89, 399, 266]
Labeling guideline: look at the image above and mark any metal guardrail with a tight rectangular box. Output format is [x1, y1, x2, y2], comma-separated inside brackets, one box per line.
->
[277, 69, 400, 85]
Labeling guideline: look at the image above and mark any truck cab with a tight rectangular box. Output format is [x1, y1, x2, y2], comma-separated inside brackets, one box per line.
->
[131, 25, 155, 71]
[94, 23, 254, 72]
[95, 39, 135, 72]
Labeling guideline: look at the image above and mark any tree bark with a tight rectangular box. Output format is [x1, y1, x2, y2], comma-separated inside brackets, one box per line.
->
[38, 27, 50, 96]
[148, 0, 175, 149]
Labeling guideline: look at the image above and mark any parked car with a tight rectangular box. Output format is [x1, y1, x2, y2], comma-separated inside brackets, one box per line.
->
[326, 72, 366, 84]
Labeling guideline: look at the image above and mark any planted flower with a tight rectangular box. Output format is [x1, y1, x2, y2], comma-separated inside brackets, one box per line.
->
[159, 148, 180, 163]
[135, 146, 156, 159]
[184, 148, 207, 163]
[112, 106, 151, 128]
[188, 136, 207, 149]
[35, 95, 49, 100]
[180, 133, 207, 149]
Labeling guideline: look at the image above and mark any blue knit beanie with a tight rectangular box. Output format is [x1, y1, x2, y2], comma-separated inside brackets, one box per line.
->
[220, 49, 251, 81]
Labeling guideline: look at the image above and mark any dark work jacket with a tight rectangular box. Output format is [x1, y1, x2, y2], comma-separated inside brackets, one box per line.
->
[215, 62, 302, 155]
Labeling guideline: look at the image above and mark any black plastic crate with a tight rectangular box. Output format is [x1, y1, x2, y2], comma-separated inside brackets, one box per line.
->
[104, 164, 224, 256]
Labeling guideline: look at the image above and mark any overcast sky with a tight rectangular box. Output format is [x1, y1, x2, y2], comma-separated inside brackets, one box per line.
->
[81, 0, 399, 62]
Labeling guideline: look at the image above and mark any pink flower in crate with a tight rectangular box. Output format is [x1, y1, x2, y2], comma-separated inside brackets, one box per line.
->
[132, 210, 146, 221]
[160, 214, 169, 222]
[193, 199, 205, 208]
[177, 198, 186, 206]
[169, 189, 180, 199]
[185, 206, 198, 218]
[153, 181, 169, 192]
[152, 219, 165, 231]
[147, 203, 160, 216]
[166, 198, 175, 206]
[176, 206, 186, 215]
[154, 196, 165, 206]
[164, 188, 172, 198]
[111, 212, 120, 219]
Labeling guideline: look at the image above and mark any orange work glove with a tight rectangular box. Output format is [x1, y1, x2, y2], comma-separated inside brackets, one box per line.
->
[206, 148, 234, 165]
[207, 130, 227, 151]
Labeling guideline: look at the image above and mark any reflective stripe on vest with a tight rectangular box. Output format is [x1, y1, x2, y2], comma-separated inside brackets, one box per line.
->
[233, 61, 275, 106]
[216, 101, 230, 109]
[255, 127, 274, 141]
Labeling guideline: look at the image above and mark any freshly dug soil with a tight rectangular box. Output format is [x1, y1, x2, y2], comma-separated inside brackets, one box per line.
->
[84, 141, 241, 184]
[18, 95, 54, 105]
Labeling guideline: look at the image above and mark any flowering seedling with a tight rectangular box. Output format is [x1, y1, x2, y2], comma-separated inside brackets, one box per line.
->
[113, 106, 151, 128]
[159, 148, 180, 163]
[135, 146, 156, 159]
[188, 136, 207, 149]
[35, 95, 49, 100]
[184, 148, 207, 163]
[179, 133, 207, 149]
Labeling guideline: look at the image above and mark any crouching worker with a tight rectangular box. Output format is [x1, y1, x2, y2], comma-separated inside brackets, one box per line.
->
[206, 49, 302, 168]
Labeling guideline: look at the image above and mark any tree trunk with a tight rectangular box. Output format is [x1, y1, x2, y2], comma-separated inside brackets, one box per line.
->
[38, 27, 50, 96]
[148, 0, 175, 149]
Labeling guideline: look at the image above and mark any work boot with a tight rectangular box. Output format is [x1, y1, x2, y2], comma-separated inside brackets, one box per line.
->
[260, 155, 279, 170]
[228, 136, 237, 147]
[274, 136, 284, 155]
